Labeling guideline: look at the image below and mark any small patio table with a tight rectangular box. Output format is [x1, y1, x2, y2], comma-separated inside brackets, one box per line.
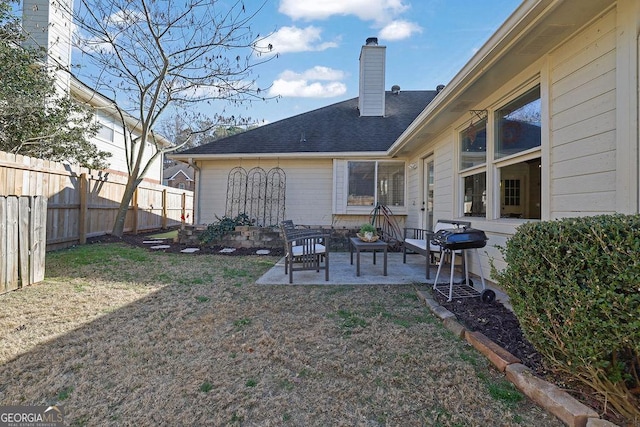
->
[349, 237, 388, 276]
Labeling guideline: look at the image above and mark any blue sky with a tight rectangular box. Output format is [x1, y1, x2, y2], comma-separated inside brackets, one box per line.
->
[229, 0, 523, 125]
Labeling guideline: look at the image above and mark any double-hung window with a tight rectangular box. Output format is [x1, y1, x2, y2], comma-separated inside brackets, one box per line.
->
[460, 119, 487, 216]
[347, 161, 405, 207]
[95, 112, 115, 143]
[459, 85, 542, 219]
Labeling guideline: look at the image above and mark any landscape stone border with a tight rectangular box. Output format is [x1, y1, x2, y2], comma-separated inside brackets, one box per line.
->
[415, 290, 619, 427]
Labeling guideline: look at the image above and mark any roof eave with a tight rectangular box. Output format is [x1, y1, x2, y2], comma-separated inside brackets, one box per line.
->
[169, 151, 394, 161]
[388, 0, 616, 157]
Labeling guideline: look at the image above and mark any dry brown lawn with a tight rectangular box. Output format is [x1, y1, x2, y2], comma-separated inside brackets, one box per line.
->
[0, 243, 563, 426]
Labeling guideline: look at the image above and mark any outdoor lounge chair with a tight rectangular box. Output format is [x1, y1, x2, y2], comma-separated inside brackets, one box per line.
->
[280, 221, 330, 284]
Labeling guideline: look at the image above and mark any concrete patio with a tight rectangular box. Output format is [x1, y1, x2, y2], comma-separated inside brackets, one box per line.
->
[257, 251, 509, 305]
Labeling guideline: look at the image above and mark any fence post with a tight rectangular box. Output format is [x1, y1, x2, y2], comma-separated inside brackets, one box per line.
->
[79, 173, 88, 244]
[162, 189, 167, 229]
[181, 192, 186, 223]
[133, 188, 139, 234]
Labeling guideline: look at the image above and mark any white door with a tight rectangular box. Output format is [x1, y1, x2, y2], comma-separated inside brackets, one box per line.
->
[422, 156, 434, 230]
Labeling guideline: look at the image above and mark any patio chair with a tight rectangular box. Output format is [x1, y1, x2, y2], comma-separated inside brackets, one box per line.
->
[280, 221, 330, 284]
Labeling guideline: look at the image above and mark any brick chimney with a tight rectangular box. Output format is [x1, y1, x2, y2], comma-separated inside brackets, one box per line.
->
[21, 0, 73, 94]
[358, 37, 386, 117]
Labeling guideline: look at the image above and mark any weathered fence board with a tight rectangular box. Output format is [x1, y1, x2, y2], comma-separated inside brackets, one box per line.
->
[0, 196, 47, 294]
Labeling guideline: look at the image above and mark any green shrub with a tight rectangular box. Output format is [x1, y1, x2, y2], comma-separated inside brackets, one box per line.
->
[198, 213, 253, 245]
[492, 214, 639, 421]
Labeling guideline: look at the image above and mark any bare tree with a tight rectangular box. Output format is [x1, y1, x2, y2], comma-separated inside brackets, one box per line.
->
[70, 0, 275, 236]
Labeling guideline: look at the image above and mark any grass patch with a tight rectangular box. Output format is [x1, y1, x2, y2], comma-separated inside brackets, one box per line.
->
[222, 267, 250, 279]
[200, 382, 213, 393]
[233, 317, 251, 328]
[245, 378, 257, 387]
[57, 386, 73, 401]
[334, 309, 367, 332]
[487, 379, 523, 405]
[147, 230, 178, 240]
[195, 296, 210, 303]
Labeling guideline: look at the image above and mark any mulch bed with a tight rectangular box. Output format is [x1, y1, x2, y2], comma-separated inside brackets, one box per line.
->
[86, 229, 284, 257]
[431, 291, 547, 376]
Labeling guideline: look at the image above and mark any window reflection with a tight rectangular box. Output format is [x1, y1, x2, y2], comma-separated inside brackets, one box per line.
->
[496, 87, 541, 159]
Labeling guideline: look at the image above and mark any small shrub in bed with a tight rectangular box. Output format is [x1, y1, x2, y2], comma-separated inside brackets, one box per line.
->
[492, 214, 639, 422]
[199, 213, 253, 245]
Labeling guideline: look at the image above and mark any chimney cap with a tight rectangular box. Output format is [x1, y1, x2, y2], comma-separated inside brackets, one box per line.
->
[391, 85, 401, 94]
[365, 37, 378, 46]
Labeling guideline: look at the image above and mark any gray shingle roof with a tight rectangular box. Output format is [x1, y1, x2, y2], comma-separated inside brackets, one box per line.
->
[177, 90, 436, 156]
[163, 163, 194, 181]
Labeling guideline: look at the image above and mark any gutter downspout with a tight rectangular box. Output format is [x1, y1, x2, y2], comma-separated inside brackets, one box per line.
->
[188, 158, 201, 224]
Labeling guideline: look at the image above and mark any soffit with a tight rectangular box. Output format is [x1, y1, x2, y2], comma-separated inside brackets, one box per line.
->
[392, 0, 616, 157]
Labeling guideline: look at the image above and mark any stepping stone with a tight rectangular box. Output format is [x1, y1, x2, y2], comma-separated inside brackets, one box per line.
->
[143, 240, 165, 244]
[150, 245, 171, 250]
[181, 248, 200, 253]
[219, 248, 236, 253]
[256, 249, 270, 255]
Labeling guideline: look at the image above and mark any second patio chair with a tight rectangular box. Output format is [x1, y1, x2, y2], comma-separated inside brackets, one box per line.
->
[280, 221, 330, 284]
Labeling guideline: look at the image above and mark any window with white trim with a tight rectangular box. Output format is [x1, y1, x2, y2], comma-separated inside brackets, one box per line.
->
[95, 112, 115, 143]
[459, 85, 541, 219]
[347, 161, 405, 207]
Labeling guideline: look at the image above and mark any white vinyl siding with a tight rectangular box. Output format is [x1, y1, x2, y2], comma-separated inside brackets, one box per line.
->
[549, 8, 617, 217]
[433, 140, 455, 222]
[198, 159, 333, 226]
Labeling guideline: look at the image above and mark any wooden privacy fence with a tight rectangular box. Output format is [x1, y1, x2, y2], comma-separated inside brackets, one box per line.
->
[0, 196, 47, 294]
[0, 151, 194, 251]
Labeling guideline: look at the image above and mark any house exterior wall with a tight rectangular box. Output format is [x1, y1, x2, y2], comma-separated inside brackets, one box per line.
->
[22, 0, 73, 93]
[404, 3, 636, 279]
[92, 110, 164, 184]
[548, 8, 618, 218]
[196, 159, 334, 226]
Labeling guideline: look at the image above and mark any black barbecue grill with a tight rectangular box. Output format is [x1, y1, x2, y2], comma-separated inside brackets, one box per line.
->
[431, 225, 495, 302]
[431, 227, 488, 250]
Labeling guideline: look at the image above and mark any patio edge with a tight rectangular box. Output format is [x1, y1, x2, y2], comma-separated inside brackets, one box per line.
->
[415, 290, 611, 427]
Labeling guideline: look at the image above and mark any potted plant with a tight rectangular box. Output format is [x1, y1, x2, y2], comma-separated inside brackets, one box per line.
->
[358, 223, 378, 242]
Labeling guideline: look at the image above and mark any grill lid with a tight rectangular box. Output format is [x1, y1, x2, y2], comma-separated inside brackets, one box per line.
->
[431, 227, 488, 250]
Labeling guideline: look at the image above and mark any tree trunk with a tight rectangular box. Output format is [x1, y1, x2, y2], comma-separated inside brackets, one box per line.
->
[111, 175, 140, 237]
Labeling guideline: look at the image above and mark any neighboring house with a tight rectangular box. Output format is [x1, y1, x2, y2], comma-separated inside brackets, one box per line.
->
[163, 163, 195, 191]
[70, 77, 169, 183]
[171, 0, 639, 281]
[20, 0, 168, 184]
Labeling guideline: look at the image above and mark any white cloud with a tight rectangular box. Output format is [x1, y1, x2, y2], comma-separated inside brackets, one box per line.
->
[268, 66, 347, 98]
[259, 26, 338, 54]
[378, 20, 422, 41]
[269, 80, 347, 98]
[279, 0, 409, 23]
[280, 66, 346, 81]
